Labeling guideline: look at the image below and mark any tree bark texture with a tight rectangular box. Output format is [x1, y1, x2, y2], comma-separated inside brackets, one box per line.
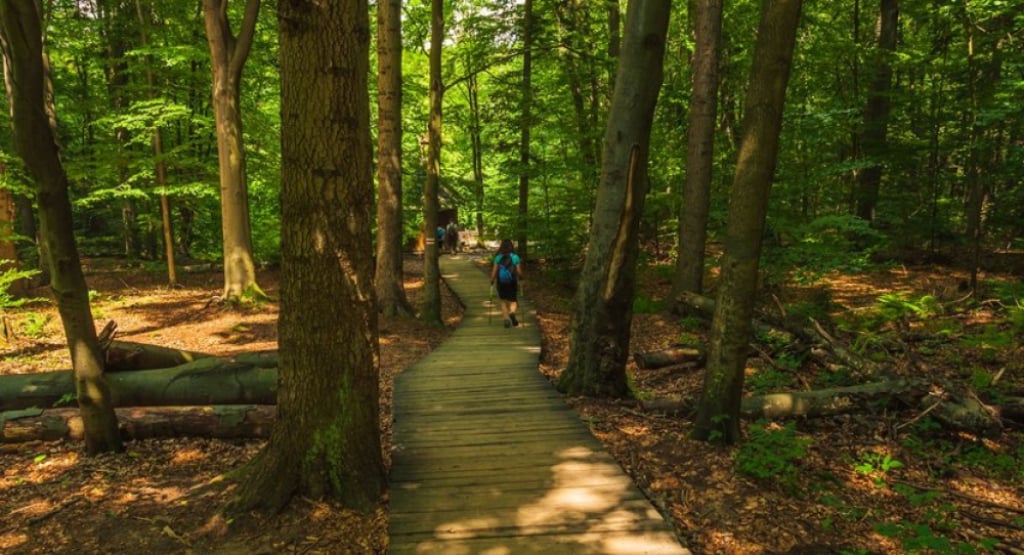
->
[693, 0, 803, 444]
[374, 0, 413, 319]
[419, 0, 444, 326]
[0, 0, 123, 454]
[232, 0, 384, 514]
[202, 0, 261, 301]
[672, 0, 723, 301]
[559, 0, 671, 397]
[854, 0, 897, 223]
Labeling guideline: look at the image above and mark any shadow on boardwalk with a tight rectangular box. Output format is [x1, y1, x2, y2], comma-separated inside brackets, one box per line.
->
[388, 254, 689, 554]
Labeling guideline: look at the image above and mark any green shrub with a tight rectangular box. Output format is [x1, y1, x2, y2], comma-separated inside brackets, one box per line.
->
[735, 421, 811, 491]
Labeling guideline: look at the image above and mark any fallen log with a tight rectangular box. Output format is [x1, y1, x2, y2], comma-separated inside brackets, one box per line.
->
[105, 340, 214, 371]
[740, 379, 918, 419]
[0, 355, 278, 411]
[634, 346, 704, 369]
[0, 405, 274, 443]
[635, 380, 1022, 434]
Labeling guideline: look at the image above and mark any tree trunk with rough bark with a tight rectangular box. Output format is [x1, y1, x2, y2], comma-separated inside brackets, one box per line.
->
[672, 0, 723, 303]
[203, 0, 262, 301]
[854, 0, 898, 223]
[375, 0, 413, 319]
[0, 0, 123, 454]
[419, 0, 444, 326]
[693, 0, 803, 444]
[230, 0, 384, 514]
[558, 0, 671, 397]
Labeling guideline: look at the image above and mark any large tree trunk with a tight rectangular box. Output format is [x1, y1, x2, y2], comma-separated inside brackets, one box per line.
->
[418, 0, 444, 326]
[692, 0, 803, 444]
[558, 0, 671, 397]
[203, 0, 262, 301]
[231, 0, 384, 514]
[0, 0, 122, 454]
[374, 0, 413, 319]
[854, 0, 898, 223]
[671, 0, 723, 302]
[2, 405, 274, 444]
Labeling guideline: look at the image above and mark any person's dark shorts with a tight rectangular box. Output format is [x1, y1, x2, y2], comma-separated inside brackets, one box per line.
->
[497, 280, 518, 301]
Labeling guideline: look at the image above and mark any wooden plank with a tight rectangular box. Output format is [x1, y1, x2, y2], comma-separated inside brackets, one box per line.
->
[387, 256, 690, 555]
[388, 531, 688, 555]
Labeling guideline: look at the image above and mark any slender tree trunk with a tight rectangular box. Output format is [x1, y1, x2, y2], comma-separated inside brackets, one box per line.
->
[606, 0, 619, 88]
[854, 0, 898, 223]
[692, 0, 804, 444]
[466, 73, 485, 246]
[231, 0, 383, 513]
[135, 0, 177, 284]
[558, 0, 671, 397]
[202, 0, 261, 301]
[671, 0, 723, 303]
[375, 0, 413, 318]
[555, 2, 600, 197]
[0, 0, 122, 454]
[516, 0, 534, 259]
[419, 0, 444, 326]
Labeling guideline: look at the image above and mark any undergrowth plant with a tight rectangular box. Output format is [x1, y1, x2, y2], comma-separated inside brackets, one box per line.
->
[735, 421, 811, 491]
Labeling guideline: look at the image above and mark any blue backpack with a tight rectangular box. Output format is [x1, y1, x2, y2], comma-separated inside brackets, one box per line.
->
[497, 255, 516, 284]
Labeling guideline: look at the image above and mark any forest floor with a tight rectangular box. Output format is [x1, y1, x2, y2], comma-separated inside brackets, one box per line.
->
[1, 250, 1023, 554]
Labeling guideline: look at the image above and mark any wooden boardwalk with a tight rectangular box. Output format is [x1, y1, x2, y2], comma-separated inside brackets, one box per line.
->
[388, 255, 689, 554]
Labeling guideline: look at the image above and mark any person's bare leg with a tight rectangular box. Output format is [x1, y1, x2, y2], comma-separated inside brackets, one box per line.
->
[500, 300, 511, 327]
[509, 301, 519, 326]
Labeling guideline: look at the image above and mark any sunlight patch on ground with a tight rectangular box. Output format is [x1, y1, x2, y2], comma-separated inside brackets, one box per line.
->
[0, 451, 79, 490]
[170, 447, 207, 465]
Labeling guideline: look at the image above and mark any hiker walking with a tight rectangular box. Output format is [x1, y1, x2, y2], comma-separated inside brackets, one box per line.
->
[445, 221, 459, 254]
[489, 239, 523, 328]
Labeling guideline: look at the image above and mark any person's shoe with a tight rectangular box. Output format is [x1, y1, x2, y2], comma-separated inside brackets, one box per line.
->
[504, 319, 511, 329]
[509, 313, 519, 327]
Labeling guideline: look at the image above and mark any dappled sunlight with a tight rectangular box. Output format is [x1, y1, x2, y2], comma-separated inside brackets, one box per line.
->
[0, 450, 80, 490]
[430, 516, 504, 540]
[170, 447, 208, 465]
[397, 445, 685, 553]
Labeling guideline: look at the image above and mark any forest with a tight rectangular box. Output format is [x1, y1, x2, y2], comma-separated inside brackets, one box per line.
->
[0, 0, 1023, 553]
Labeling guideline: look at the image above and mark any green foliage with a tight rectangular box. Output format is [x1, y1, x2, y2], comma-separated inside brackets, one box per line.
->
[854, 452, 903, 488]
[0, 264, 41, 309]
[18, 313, 51, 338]
[874, 520, 997, 553]
[735, 421, 811, 490]
[785, 289, 836, 324]
[762, 215, 888, 284]
[632, 295, 664, 314]
[747, 367, 797, 394]
[53, 392, 77, 408]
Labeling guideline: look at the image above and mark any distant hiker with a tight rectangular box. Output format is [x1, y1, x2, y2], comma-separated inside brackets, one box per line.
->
[489, 239, 523, 328]
[435, 225, 445, 254]
[445, 221, 459, 254]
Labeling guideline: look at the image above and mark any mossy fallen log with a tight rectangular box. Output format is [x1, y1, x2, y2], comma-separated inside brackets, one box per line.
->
[0, 354, 278, 411]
